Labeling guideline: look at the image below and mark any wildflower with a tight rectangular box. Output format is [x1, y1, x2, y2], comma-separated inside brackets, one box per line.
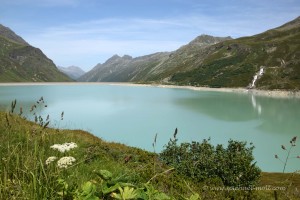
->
[45, 156, 57, 165]
[57, 156, 76, 169]
[50, 142, 78, 153]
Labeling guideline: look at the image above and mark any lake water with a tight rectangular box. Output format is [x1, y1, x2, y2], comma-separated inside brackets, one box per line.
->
[0, 84, 299, 172]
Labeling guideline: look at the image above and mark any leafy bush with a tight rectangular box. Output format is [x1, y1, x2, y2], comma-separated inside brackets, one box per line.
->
[160, 129, 261, 187]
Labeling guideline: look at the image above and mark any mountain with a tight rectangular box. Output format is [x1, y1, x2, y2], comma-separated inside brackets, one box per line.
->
[80, 17, 300, 90]
[0, 24, 28, 45]
[0, 24, 72, 82]
[78, 53, 171, 82]
[58, 66, 85, 80]
[169, 16, 300, 89]
[78, 35, 231, 82]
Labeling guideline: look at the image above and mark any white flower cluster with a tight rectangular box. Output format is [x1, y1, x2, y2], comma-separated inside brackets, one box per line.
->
[57, 156, 76, 169]
[45, 156, 57, 165]
[50, 142, 78, 153]
[46, 142, 78, 169]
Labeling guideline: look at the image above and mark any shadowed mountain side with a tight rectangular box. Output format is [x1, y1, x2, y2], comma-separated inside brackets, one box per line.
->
[0, 24, 72, 82]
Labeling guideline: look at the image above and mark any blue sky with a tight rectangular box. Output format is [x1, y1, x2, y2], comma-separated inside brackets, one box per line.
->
[0, 0, 299, 71]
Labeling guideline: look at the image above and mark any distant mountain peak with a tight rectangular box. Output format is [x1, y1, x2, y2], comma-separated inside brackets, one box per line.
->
[122, 55, 133, 59]
[0, 24, 29, 45]
[188, 34, 232, 47]
[67, 65, 85, 71]
[58, 66, 85, 80]
[111, 54, 121, 59]
[105, 54, 133, 64]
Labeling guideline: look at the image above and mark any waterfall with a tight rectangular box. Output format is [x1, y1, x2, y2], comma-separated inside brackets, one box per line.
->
[250, 67, 264, 88]
[251, 75, 258, 88]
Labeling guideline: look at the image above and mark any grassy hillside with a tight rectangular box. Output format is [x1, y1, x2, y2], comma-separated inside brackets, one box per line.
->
[170, 17, 300, 89]
[0, 25, 72, 82]
[80, 17, 300, 90]
[0, 99, 299, 199]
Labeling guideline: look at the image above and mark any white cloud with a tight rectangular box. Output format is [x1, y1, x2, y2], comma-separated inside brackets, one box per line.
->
[24, 18, 192, 70]
[23, 13, 299, 70]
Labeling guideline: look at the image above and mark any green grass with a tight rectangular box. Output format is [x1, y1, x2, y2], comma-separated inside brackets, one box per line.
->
[0, 109, 203, 199]
[0, 100, 300, 199]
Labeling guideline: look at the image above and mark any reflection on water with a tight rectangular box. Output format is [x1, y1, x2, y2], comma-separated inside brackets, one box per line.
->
[175, 92, 300, 134]
[175, 92, 257, 122]
[251, 95, 262, 115]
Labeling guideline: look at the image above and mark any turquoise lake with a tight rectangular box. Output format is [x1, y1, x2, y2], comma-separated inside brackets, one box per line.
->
[0, 84, 299, 172]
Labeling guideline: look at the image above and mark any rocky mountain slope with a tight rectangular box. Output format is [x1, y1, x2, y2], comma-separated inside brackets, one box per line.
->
[78, 35, 231, 82]
[78, 52, 171, 82]
[0, 24, 72, 82]
[58, 66, 85, 80]
[80, 17, 300, 90]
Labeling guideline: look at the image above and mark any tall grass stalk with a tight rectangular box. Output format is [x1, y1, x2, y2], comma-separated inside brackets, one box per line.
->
[152, 133, 158, 175]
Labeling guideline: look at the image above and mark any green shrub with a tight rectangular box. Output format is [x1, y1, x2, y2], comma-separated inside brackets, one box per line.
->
[160, 130, 261, 188]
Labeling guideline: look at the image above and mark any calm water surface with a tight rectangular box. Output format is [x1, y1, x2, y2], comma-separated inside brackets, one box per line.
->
[0, 84, 299, 172]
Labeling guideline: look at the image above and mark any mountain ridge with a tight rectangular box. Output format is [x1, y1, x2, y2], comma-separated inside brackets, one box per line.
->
[80, 17, 300, 90]
[0, 24, 28, 45]
[78, 35, 231, 82]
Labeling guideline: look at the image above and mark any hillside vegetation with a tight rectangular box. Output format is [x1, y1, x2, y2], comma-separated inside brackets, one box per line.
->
[0, 24, 72, 82]
[80, 17, 300, 90]
[170, 16, 300, 89]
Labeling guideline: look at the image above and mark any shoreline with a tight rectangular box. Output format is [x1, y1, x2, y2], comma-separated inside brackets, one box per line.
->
[0, 82, 300, 98]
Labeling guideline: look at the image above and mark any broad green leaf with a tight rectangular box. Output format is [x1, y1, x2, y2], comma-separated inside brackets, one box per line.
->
[102, 183, 120, 195]
[95, 169, 113, 180]
[111, 187, 137, 200]
[82, 181, 96, 195]
[153, 192, 171, 200]
[185, 193, 200, 200]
